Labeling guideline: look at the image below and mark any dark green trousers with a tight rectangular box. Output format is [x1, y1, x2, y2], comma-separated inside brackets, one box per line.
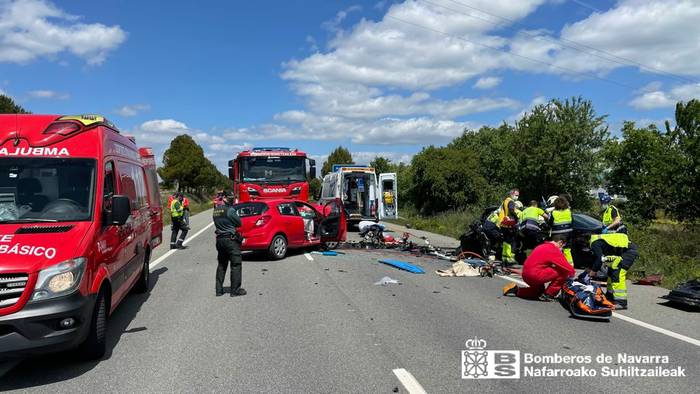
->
[215, 237, 242, 294]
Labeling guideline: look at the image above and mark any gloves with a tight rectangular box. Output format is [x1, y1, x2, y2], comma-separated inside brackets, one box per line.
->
[601, 227, 609, 234]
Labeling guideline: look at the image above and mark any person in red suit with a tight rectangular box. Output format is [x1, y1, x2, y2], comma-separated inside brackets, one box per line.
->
[502, 234, 575, 301]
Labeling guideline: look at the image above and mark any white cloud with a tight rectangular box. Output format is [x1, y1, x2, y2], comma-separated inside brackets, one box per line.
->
[321, 5, 362, 35]
[508, 95, 547, 122]
[473, 76, 502, 89]
[508, 0, 700, 77]
[0, 0, 127, 65]
[27, 89, 69, 99]
[114, 104, 150, 117]
[629, 82, 700, 109]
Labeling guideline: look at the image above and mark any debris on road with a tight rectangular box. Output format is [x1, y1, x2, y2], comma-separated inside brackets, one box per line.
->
[435, 260, 481, 277]
[662, 279, 700, 308]
[374, 276, 400, 286]
[634, 273, 663, 286]
[378, 259, 425, 274]
[312, 251, 339, 256]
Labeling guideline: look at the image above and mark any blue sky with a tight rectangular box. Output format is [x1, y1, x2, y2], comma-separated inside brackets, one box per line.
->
[2, 0, 699, 171]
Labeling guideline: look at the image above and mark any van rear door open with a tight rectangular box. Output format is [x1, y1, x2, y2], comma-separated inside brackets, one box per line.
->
[378, 173, 397, 220]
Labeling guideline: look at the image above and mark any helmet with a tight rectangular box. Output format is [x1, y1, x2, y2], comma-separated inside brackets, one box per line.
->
[514, 201, 524, 210]
[600, 194, 613, 204]
[547, 195, 558, 206]
[384, 235, 397, 244]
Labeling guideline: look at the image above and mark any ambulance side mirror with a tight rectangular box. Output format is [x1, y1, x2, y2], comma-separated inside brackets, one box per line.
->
[111, 195, 131, 225]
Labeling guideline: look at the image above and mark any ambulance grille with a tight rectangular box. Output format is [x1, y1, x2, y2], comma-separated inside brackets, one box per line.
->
[0, 274, 29, 308]
[15, 225, 73, 234]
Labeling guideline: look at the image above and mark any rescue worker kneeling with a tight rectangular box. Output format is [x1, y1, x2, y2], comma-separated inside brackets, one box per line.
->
[502, 234, 575, 301]
[587, 233, 638, 310]
[213, 195, 246, 297]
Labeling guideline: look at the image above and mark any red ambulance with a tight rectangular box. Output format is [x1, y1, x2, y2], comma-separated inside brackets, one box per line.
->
[0, 114, 162, 360]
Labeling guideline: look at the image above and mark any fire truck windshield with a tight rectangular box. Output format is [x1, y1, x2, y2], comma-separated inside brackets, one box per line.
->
[240, 156, 306, 184]
[0, 158, 96, 223]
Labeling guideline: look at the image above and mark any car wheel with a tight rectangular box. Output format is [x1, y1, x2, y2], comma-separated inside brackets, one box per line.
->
[132, 250, 150, 294]
[78, 290, 107, 360]
[268, 234, 287, 260]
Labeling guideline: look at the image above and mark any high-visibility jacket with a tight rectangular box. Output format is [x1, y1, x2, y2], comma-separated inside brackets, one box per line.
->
[590, 233, 634, 273]
[498, 197, 518, 227]
[167, 195, 175, 209]
[549, 209, 572, 234]
[171, 200, 184, 218]
[520, 206, 545, 230]
[487, 209, 499, 224]
[602, 205, 620, 227]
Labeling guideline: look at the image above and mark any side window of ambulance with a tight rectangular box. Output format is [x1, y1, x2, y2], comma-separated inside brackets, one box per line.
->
[103, 162, 115, 212]
[117, 162, 138, 210]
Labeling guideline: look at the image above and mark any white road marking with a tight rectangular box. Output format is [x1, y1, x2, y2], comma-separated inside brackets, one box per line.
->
[612, 312, 700, 347]
[393, 368, 427, 394]
[495, 274, 700, 347]
[304, 253, 314, 261]
[149, 222, 214, 270]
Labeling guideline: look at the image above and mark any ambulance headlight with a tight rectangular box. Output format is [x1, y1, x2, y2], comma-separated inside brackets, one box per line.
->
[31, 258, 87, 302]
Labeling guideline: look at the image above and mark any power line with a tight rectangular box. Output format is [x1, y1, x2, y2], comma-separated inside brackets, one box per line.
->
[426, 0, 698, 85]
[386, 14, 638, 90]
[570, 0, 604, 13]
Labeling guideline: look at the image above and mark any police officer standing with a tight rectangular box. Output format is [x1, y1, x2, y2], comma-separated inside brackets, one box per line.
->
[213, 194, 245, 297]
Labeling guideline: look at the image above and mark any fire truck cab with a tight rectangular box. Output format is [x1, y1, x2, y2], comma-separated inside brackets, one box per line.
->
[228, 147, 316, 202]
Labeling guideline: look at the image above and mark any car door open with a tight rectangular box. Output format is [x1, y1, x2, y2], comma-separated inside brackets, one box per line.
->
[320, 198, 347, 243]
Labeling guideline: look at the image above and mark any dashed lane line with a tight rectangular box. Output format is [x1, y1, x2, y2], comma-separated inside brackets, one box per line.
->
[393, 368, 427, 394]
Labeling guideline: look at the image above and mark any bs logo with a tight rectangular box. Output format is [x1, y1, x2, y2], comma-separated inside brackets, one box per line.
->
[461, 337, 520, 379]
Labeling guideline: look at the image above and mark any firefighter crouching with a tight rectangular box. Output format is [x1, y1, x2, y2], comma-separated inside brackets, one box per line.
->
[587, 233, 638, 310]
[213, 194, 246, 297]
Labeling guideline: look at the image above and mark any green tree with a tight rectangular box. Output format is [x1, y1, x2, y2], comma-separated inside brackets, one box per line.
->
[0, 94, 28, 114]
[605, 122, 682, 221]
[511, 97, 608, 209]
[158, 135, 230, 194]
[308, 177, 322, 201]
[369, 156, 392, 174]
[665, 100, 700, 220]
[410, 145, 488, 213]
[321, 146, 353, 176]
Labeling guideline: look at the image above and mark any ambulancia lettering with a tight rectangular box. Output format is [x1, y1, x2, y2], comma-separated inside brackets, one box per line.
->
[0, 147, 70, 156]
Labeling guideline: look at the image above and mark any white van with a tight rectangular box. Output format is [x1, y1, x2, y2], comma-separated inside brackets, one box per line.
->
[320, 165, 397, 227]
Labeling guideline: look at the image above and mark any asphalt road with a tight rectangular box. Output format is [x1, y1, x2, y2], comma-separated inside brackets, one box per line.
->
[1, 211, 698, 393]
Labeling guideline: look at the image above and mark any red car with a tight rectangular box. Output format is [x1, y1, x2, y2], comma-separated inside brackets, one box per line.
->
[234, 198, 346, 259]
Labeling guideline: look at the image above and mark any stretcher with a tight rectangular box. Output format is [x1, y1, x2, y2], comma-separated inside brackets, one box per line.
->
[562, 274, 615, 321]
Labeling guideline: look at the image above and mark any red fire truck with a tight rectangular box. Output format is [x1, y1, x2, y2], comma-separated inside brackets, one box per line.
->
[228, 147, 316, 202]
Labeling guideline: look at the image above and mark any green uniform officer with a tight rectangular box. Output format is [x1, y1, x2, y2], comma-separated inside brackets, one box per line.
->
[589, 233, 638, 310]
[213, 197, 245, 297]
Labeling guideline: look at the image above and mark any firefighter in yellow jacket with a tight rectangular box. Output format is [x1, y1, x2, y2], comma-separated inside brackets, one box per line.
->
[587, 233, 638, 309]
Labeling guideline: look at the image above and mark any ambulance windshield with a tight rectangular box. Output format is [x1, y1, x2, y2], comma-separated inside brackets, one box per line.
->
[0, 158, 96, 223]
